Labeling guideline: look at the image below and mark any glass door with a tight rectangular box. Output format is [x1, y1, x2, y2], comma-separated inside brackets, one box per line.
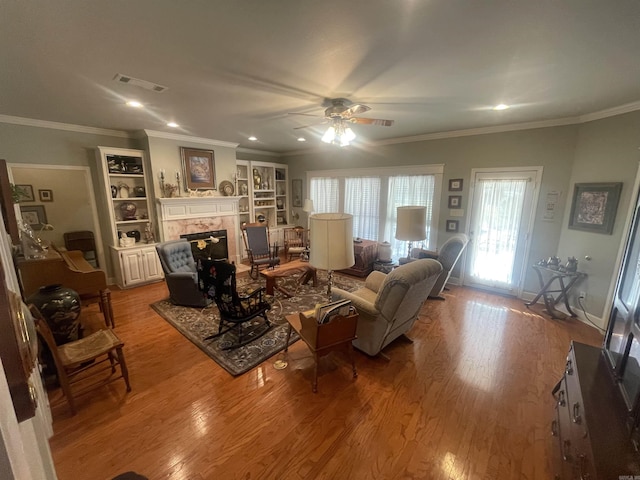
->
[465, 169, 540, 295]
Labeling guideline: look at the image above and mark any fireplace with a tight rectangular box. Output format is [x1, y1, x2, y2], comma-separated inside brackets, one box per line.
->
[180, 230, 228, 262]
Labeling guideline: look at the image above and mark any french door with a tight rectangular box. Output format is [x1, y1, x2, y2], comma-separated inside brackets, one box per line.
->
[464, 168, 541, 295]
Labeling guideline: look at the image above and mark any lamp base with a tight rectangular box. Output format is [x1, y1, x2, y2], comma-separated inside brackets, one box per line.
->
[326, 269, 334, 301]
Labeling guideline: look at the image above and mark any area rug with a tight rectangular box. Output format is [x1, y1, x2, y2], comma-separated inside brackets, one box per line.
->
[150, 271, 364, 376]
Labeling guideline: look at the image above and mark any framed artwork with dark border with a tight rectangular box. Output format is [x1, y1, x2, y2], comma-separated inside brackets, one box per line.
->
[20, 205, 47, 229]
[448, 178, 463, 192]
[448, 195, 462, 209]
[180, 147, 216, 191]
[38, 189, 53, 202]
[15, 184, 34, 203]
[292, 179, 302, 207]
[446, 219, 459, 233]
[568, 182, 622, 234]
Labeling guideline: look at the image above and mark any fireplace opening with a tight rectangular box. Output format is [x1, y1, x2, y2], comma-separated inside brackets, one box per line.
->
[180, 230, 228, 262]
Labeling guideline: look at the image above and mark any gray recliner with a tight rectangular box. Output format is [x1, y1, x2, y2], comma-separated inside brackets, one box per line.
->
[409, 234, 469, 299]
[156, 239, 211, 308]
[332, 259, 443, 357]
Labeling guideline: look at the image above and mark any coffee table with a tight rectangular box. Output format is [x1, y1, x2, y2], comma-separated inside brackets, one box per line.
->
[260, 259, 318, 297]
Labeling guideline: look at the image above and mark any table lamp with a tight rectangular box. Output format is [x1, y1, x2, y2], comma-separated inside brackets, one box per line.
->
[396, 206, 427, 260]
[302, 199, 314, 229]
[309, 213, 355, 300]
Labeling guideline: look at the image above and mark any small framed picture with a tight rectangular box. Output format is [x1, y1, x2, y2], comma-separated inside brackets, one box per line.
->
[292, 179, 303, 207]
[448, 195, 462, 208]
[15, 184, 34, 203]
[20, 205, 47, 229]
[448, 178, 463, 192]
[446, 219, 459, 233]
[39, 189, 53, 202]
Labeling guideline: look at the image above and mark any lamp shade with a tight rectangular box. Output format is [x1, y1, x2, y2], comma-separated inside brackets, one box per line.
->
[302, 199, 314, 213]
[309, 213, 355, 271]
[396, 206, 427, 241]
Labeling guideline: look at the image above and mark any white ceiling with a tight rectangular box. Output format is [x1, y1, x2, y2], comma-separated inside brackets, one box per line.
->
[2, 1, 640, 153]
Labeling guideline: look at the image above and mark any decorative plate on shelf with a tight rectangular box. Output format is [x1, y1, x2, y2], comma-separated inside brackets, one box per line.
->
[219, 180, 234, 196]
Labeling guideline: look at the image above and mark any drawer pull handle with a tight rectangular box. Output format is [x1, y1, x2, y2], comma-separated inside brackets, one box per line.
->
[572, 402, 582, 424]
[578, 453, 590, 479]
[557, 390, 566, 407]
[562, 439, 571, 461]
[566, 359, 573, 375]
[551, 419, 558, 437]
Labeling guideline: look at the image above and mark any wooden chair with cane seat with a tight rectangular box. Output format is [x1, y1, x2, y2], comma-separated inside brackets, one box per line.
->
[283, 226, 308, 261]
[29, 304, 131, 415]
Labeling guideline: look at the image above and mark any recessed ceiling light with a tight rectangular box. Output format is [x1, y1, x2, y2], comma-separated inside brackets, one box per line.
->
[297, 137, 306, 142]
[248, 136, 258, 141]
[493, 103, 510, 111]
[126, 100, 143, 108]
[167, 122, 179, 128]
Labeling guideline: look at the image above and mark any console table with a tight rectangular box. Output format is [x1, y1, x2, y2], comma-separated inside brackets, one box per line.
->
[525, 265, 585, 319]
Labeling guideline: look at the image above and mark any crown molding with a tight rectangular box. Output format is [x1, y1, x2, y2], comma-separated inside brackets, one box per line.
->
[578, 100, 640, 123]
[143, 129, 238, 148]
[236, 147, 281, 157]
[0, 114, 131, 138]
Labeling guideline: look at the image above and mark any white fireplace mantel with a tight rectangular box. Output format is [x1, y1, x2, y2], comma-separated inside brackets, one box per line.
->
[156, 196, 241, 263]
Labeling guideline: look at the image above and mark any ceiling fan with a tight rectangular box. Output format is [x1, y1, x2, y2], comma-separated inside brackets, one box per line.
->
[290, 98, 394, 145]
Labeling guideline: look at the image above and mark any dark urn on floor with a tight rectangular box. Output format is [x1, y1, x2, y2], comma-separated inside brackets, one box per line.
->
[27, 284, 82, 344]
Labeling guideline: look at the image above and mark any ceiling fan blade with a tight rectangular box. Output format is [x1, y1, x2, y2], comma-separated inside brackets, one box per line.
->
[287, 112, 324, 118]
[350, 117, 394, 126]
[342, 104, 371, 118]
[293, 120, 327, 130]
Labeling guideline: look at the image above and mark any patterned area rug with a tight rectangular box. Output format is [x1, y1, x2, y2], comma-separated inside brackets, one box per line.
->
[150, 271, 364, 376]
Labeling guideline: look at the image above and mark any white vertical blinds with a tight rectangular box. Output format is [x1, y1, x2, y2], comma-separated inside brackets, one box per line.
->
[345, 177, 380, 240]
[386, 175, 436, 258]
[469, 178, 526, 284]
[309, 177, 339, 213]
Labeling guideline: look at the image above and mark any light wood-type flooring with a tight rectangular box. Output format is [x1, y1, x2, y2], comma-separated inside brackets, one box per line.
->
[47, 276, 603, 480]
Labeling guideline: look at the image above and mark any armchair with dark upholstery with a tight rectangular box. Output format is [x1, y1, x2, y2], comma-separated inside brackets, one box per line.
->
[197, 259, 271, 349]
[241, 223, 281, 279]
[156, 239, 211, 308]
[332, 259, 443, 357]
[407, 234, 469, 299]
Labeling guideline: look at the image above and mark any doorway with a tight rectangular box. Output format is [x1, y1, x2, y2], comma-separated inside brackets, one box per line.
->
[464, 167, 542, 296]
[8, 164, 105, 270]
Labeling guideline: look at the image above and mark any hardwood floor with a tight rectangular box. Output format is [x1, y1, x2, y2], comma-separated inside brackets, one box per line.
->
[47, 279, 603, 480]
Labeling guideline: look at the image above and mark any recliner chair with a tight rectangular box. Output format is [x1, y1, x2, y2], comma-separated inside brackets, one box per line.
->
[408, 234, 469, 299]
[156, 239, 211, 308]
[332, 259, 443, 357]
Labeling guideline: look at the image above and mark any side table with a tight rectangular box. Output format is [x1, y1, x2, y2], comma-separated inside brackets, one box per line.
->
[284, 311, 358, 393]
[525, 265, 586, 319]
[373, 260, 396, 274]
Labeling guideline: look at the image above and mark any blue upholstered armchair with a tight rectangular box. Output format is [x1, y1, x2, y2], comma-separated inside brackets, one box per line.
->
[156, 239, 211, 308]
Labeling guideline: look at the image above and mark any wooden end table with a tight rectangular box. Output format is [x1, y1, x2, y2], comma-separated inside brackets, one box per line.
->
[260, 259, 317, 297]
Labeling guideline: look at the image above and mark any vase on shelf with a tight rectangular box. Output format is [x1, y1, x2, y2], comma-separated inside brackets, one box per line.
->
[119, 202, 137, 220]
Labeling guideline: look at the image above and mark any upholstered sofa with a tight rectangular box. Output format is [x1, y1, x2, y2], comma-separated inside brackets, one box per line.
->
[332, 258, 442, 356]
[156, 239, 211, 308]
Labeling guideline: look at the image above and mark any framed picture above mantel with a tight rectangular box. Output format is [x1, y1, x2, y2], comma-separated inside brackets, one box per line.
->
[180, 147, 216, 191]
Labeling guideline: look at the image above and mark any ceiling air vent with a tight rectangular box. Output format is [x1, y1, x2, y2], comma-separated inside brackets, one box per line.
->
[113, 73, 168, 93]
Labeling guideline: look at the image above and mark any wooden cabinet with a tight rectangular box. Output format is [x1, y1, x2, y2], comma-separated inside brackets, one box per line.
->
[551, 342, 640, 478]
[111, 245, 162, 288]
[96, 147, 162, 288]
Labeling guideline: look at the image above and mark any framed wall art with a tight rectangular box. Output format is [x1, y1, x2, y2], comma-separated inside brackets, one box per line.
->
[292, 179, 302, 207]
[38, 189, 53, 202]
[446, 219, 459, 233]
[20, 205, 47, 229]
[448, 195, 462, 209]
[14, 184, 34, 203]
[448, 178, 463, 192]
[180, 147, 216, 191]
[568, 182, 622, 234]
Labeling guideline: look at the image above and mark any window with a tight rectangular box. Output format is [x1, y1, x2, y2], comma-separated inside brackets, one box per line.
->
[308, 165, 443, 257]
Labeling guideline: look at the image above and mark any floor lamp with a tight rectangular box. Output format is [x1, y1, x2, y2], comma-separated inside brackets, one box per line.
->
[309, 213, 355, 300]
[396, 206, 427, 260]
[302, 199, 314, 230]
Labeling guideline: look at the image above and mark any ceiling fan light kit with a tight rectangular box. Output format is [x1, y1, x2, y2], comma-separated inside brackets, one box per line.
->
[322, 120, 356, 146]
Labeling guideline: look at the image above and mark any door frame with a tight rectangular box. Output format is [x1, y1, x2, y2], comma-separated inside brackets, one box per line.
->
[463, 166, 543, 297]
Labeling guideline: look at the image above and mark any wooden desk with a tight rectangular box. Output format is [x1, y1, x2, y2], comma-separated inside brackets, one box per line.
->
[260, 259, 317, 297]
[525, 265, 586, 319]
[284, 311, 358, 392]
[17, 248, 114, 327]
